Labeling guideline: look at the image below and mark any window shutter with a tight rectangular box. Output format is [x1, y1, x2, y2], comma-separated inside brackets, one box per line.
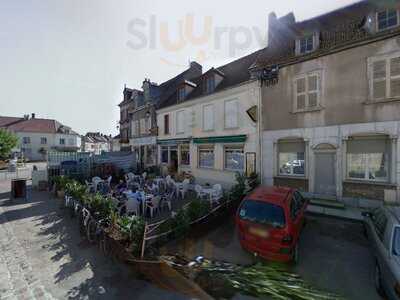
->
[297, 95, 306, 109]
[225, 100, 238, 128]
[373, 60, 386, 79]
[390, 57, 400, 97]
[297, 78, 306, 93]
[203, 105, 214, 130]
[373, 60, 387, 99]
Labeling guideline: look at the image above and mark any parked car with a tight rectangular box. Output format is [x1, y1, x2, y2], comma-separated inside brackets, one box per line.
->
[363, 206, 400, 299]
[235, 186, 308, 263]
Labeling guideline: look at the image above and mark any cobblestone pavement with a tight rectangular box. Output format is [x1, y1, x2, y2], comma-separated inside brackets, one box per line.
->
[0, 180, 186, 300]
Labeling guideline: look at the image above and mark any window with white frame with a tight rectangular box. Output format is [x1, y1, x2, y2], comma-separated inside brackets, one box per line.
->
[176, 110, 185, 134]
[224, 146, 244, 171]
[278, 140, 305, 176]
[203, 104, 214, 131]
[40, 137, 47, 144]
[177, 86, 186, 102]
[131, 120, 139, 137]
[23, 137, 30, 144]
[294, 72, 320, 111]
[347, 136, 390, 182]
[60, 138, 65, 145]
[205, 76, 215, 94]
[299, 34, 314, 54]
[180, 144, 190, 165]
[198, 146, 214, 168]
[377, 9, 399, 31]
[224, 100, 239, 129]
[370, 54, 400, 100]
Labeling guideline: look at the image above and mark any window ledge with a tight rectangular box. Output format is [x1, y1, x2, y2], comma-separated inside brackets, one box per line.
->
[343, 179, 396, 187]
[291, 106, 323, 114]
[274, 175, 308, 180]
[364, 97, 400, 105]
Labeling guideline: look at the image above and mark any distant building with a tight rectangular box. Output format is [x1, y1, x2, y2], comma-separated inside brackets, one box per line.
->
[118, 62, 202, 170]
[110, 134, 121, 152]
[0, 113, 81, 161]
[81, 132, 112, 154]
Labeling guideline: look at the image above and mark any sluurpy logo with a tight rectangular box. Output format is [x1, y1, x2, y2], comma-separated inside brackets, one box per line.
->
[127, 14, 267, 66]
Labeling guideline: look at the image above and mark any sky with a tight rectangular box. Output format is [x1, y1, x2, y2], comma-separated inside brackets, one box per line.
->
[0, 0, 359, 136]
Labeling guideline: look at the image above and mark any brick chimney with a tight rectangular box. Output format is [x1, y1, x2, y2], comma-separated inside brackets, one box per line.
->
[31, 113, 35, 119]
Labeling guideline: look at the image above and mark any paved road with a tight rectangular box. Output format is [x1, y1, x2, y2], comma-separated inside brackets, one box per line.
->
[162, 213, 381, 300]
[0, 180, 186, 300]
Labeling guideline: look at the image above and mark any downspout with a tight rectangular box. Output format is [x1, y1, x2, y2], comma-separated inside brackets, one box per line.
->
[257, 80, 263, 184]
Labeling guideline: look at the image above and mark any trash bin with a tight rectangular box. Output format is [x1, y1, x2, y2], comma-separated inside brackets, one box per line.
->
[11, 179, 27, 199]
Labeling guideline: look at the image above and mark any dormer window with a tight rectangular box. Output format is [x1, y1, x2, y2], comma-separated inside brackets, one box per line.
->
[205, 75, 215, 93]
[300, 35, 314, 54]
[377, 9, 399, 31]
[177, 86, 186, 102]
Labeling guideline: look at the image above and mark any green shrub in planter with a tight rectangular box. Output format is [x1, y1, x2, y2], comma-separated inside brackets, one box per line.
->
[186, 199, 210, 222]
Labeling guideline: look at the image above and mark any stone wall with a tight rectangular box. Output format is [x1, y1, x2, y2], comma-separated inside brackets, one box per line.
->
[342, 181, 396, 201]
[273, 177, 309, 192]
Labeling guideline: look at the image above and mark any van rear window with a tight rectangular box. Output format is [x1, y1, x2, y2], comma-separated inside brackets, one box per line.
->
[239, 200, 286, 228]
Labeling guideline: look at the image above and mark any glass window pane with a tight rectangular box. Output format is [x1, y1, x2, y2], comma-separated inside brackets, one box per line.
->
[279, 152, 305, 175]
[225, 148, 244, 170]
[368, 153, 388, 181]
[199, 148, 214, 168]
[180, 145, 190, 165]
[161, 147, 169, 163]
[347, 153, 366, 179]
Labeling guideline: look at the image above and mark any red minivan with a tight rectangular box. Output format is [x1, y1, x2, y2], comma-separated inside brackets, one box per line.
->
[236, 186, 308, 263]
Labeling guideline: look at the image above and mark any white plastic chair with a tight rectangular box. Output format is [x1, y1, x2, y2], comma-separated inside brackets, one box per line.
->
[107, 176, 112, 187]
[147, 196, 161, 218]
[179, 179, 190, 199]
[125, 199, 140, 216]
[85, 180, 94, 193]
[92, 177, 103, 192]
[211, 184, 223, 204]
[195, 184, 207, 200]
[125, 172, 134, 183]
[160, 192, 173, 211]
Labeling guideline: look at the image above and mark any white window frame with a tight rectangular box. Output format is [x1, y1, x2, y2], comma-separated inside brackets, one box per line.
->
[40, 137, 47, 145]
[296, 32, 319, 55]
[368, 52, 400, 101]
[224, 99, 239, 129]
[59, 138, 65, 145]
[376, 9, 399, 32]
[293, 71, 321, 112]
[176, 110, 186, 134]
[202, 104, 215, 131]
[198, 145, 215, 169]
[347, 153, 389, 183]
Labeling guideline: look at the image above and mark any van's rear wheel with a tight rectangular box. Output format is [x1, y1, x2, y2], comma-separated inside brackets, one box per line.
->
[292, 243, 299, 264]
[374, 261, 384, 296]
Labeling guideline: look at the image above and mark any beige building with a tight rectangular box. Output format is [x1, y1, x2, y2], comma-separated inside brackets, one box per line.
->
[252, 1, 400, 203]
[157, 53, 262, 187]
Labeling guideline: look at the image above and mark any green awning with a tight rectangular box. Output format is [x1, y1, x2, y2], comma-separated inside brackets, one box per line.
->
[157, 138, 191, 145]
[193, 135, 247, 144]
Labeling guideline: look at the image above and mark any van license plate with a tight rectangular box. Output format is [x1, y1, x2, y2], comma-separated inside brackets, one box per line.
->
[249, 227, 269, 238]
